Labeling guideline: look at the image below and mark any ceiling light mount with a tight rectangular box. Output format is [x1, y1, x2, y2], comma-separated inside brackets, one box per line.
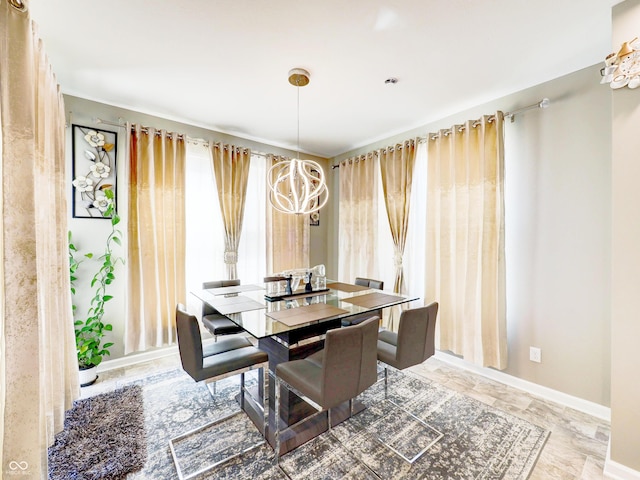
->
[385, 77, 398, 85]
[288, 68, 310, 87]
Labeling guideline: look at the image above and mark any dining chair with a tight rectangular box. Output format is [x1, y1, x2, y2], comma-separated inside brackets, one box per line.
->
[375, 302, 439, 463]
[202, 279, 245, 341]
[274, 316, 379, 461]
[354, 276, 384, 290]
[342, 277, 385, 327]
[170, 304, 269, 480]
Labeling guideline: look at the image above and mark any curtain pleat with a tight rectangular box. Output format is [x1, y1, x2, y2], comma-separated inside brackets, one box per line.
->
[338, 153, 379, 283]
[379, 140, 417, 294]
[1, 3, 79, 477]
[126, 126, 186, 353]
[266, 154, 309, 273]
[426, 113, 507, 369]
[212, 143, 251, 279]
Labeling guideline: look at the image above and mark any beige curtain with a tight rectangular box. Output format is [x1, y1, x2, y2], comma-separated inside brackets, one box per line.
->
[126, 126, 186, 353]
[426, 113, 507, 369]
[338, 153, 379, 283]
[379, 140, 417, 294]
[266, 154, 309, 273]
[211, 143, 251, 279]
[1, 3, 79, 477]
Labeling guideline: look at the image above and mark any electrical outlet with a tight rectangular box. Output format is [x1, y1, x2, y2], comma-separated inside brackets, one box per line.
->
[529, 347, 541, 363]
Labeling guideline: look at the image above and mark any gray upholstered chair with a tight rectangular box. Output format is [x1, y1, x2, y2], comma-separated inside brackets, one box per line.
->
[342, 277, 385, 327]
[376, 302, 439, 463]
[377, 302, 439, 390]
[171, 305, 269, 479]
[274, 316, 380, 460]
[202, 279, 245, 341]
[355, 276, 384, 290]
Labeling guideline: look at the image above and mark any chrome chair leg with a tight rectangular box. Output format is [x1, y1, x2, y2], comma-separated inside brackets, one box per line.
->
[274, 377, 281, 463]
[240, 372, 245, 409]
[262, 367, 269, 437]
[384, 366, 389, 398]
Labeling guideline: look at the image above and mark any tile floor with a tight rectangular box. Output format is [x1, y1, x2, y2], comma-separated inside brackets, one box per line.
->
[410, 359, 611, 480]
[83, 354, 610, 479]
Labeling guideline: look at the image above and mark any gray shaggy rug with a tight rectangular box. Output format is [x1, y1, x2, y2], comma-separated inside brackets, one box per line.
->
[48, 385, 146, 479]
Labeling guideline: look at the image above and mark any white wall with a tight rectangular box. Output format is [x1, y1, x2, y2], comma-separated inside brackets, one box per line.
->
[333, 64, 612, 406]
[610, 0, 640, 472]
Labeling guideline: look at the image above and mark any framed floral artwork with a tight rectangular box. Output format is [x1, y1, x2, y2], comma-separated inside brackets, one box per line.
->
[72, 125, 117, 218]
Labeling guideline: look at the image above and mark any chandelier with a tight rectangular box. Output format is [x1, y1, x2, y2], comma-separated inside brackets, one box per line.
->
[268, 68, 328, 215]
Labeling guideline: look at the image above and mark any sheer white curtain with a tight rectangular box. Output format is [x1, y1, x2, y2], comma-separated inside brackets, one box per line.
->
[372, 142, 427, 297]
[185, 144, 266, 316]
[237, 154, 266, 283]
[185, 142, 223, 315]
[375, 142, 427, 329]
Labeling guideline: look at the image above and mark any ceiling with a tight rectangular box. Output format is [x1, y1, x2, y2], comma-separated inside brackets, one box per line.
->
[29, 0, 619, 158]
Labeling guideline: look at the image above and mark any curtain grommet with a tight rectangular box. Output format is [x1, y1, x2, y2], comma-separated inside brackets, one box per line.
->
[10, 0, 27, 11]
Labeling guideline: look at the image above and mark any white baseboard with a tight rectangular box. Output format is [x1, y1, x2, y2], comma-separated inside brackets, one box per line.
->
[433, 351, 611, 421]
[96, 337, 234, 373]
[604, 440, 640, 480]
[96, 345, 179, 373]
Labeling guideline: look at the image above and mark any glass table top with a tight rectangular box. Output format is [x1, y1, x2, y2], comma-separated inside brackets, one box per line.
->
[191, 282, 420, 339]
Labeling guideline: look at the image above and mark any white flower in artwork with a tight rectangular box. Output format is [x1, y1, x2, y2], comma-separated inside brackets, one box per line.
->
[90, 162, 111, 179]
[72, 176, 94, 192]
[84, 130, 105, 147]
[92, 193, 112, 212]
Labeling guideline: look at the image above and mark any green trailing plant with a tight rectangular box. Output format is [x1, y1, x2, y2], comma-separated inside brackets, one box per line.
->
[69, 188, 123, 369]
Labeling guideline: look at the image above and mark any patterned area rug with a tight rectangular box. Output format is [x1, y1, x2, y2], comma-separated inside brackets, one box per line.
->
[60, 367, 550, 479]
[48, 385, 146, 479]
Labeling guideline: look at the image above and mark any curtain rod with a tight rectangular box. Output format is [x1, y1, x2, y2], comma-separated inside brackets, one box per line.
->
[330, 98, 550, 169]
[91, 118, 273, 159]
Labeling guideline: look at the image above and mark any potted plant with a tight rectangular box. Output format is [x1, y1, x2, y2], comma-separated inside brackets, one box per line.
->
[69, 188, 123, 386]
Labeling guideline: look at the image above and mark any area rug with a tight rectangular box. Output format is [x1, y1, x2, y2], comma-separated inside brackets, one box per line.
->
[105, 367, 549, 479]
[48, 384, 146, 480]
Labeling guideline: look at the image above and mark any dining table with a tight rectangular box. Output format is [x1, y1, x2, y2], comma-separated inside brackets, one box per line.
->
[192, 280, 419, 455]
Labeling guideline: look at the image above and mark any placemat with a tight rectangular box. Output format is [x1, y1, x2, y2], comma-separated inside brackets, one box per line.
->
[205, 295, 265, 315]
[208, 284, 264, 295]
[266, 303, 349, 327]
[326, 282, 370, 293]
[340, 292, 406, 309]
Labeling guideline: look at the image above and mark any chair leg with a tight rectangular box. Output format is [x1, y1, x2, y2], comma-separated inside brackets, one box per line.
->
[240, 372, 245, 409]
[327, 408, 332, 432]
[384, 366, 389, 398]
[262, 366, 269, 438]
[274, 376, 281, 463]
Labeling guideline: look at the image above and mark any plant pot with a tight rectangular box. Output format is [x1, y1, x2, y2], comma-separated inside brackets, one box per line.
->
[79, 366, 98, 387]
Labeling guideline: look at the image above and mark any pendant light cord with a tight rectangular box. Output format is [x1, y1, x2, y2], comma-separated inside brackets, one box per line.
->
[296, 78, 300, 159]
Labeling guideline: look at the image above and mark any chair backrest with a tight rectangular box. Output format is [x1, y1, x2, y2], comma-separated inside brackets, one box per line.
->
[396, 302, 439, 369]
[320, 316, 379, 409]
[354, 277, 384, 290]
[202, 279, 241, 316]
[354, 277, 369, 287]
[176, 304, 204, 380]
